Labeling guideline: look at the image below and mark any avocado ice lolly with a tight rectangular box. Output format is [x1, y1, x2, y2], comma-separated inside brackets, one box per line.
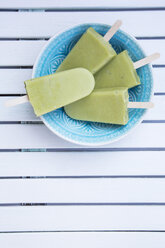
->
[94, 50, 140, 89]
[65, 88, 129, 125]
[25, 68, 95, 116]
[57, 27, 116, 74]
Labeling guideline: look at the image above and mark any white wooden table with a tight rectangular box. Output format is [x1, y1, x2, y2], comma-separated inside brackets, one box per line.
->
[0, 0, 165, 247]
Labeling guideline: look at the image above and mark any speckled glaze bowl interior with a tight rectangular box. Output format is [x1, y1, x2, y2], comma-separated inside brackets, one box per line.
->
[32, 23, 153, 146]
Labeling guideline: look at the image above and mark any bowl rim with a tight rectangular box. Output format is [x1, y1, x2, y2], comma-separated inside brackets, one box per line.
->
[32, 23, 154, 146]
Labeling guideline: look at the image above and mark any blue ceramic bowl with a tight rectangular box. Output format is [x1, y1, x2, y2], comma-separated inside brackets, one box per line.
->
[33, 23, 153, 146]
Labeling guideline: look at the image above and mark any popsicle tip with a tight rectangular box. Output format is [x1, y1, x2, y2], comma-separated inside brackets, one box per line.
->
[104, 19, 122, 42]
[149, 102, 154, 108]
[133, 52, 160, 69]
[128, 101, 154, 109]
[153, 52, 160, 59]
[4, 95, 29, 107]
[115, 20, 122, 26]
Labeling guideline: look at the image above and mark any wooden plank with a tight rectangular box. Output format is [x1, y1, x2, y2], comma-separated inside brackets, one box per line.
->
[144, 95, 165, 120]
[1, 206, 165, 231]
[1, 232, 165, 248]
[0, 69, 32, 94]
[0, 40, 164, 66]
[0, 123, 164, 149]
[153, 68, 165, 93]
[1, 0, 165, 9]
[0, 67, 164, 94]
[1, 178, 165, 203]
[1, 152, 165, 177]
[0, 95, 164, 121]
[0, 12, 165, 38]
[0, 41, 45, 66]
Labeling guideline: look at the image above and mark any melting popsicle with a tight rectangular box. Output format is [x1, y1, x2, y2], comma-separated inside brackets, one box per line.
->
[94, 51, 160, 89]
[5, 68, 95, 116]
[57, 21, 122, 74]
[64, 88, 153, 125]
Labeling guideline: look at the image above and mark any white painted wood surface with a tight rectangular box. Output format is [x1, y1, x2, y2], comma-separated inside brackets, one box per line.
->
[0, 40, 164, 65]
[0, 41, 45, 66]
[1, 152, 165, 177]
[1, 233, 165, 248]
[0, 69, 32, 94]
[1, 1, 165, 246]
[0, 12, 165, 38]
[1, 178, 165, 203]
[1, 0, 165, 9]
[1, 206, 165, 231]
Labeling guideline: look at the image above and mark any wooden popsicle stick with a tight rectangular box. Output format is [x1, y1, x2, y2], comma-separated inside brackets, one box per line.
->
[133, 53, 160, 69]
[128, 102, 154, 109]
[103, 20, 122, 42]
[5, 95, 29, 107]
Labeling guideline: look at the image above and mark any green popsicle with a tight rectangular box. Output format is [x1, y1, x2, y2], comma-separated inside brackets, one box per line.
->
[94, 50, 140, 89]
[25, 68, 95, 116]
[65, 88, 129, 125]
[57, 27, 116, 74]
